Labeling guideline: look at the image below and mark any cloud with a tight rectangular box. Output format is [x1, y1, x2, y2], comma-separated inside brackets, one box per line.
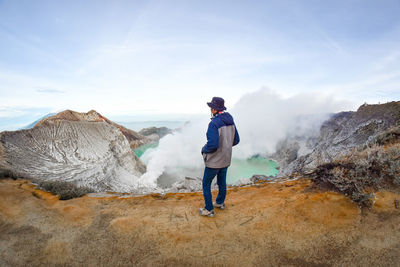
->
[34, 87, 65, 94]
[372, 51, 400, 71]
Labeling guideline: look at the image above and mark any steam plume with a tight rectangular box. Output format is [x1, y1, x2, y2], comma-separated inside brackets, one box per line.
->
[137, 88, 350, 188]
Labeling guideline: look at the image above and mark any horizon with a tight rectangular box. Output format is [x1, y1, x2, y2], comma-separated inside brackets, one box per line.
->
[1, 97, 398, 132]
[1, 0, 400, 130]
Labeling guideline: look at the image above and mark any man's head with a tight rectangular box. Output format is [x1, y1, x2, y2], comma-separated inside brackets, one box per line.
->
[207, 97, 226, 114]
[210, 108, 218, 115]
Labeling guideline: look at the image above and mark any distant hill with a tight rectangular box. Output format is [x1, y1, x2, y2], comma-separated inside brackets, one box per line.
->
[34, 110, 150, 149]
[20, 113, 57, 129]
[139, 126, 173, 140]
[118, 121, 185, 132]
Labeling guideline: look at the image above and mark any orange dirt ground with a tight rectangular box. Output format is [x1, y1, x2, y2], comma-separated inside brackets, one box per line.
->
[0, 178, 399, 266]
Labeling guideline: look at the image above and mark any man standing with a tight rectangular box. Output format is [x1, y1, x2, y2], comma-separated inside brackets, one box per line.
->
[200, 97, 240, 217]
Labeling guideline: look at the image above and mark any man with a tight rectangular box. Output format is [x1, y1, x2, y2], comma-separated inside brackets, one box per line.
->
[200, 97, 240, 217]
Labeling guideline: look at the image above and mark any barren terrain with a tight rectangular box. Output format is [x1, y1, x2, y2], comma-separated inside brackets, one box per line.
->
[1, 178, 399, 266]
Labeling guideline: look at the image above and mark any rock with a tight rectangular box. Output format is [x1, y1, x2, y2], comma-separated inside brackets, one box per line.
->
[0, 120, 146, 192]
[275, 101, 400, 176]
[250, 175, 276, 183]
[138, 126, 172, 140]
[169, 176, 219, 192]
[233, 177, 253, 186]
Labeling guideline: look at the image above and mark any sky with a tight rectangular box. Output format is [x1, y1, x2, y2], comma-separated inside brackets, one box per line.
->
[1, 0, 400, 130]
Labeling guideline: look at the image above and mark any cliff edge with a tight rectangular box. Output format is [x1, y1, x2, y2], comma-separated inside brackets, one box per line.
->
[0, 178, 399, 266]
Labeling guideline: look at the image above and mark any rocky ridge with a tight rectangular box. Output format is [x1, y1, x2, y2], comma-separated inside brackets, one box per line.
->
[34, 110, 150, 149]
[271, 101, 400, 206]
[274, 101, 400, 176]
[138, 126, 172, 142]
[0, 111, 147, 192]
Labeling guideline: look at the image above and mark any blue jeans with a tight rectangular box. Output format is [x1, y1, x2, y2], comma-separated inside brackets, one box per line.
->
[202, 166, 228, 211]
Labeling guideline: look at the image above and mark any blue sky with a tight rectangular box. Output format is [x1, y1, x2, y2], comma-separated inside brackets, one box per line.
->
[1, 0, 400, 130]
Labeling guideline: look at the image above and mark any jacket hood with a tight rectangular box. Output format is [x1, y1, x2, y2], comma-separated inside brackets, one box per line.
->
[216, 112, 234, 125]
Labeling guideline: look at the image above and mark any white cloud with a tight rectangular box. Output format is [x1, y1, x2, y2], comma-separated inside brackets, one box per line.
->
[34, 87, 65, 94]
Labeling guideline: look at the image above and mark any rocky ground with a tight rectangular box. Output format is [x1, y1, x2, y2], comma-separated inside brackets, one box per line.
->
[1, 178, 399, 266]
[274, 101, 400, 176]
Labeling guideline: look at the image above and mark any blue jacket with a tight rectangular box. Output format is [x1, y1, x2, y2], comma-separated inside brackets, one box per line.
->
[201, 112, 240, 168]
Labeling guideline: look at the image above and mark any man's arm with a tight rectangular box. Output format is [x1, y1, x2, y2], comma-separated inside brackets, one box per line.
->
[201, 122, 219, 154]
[233, 125, 240, 146]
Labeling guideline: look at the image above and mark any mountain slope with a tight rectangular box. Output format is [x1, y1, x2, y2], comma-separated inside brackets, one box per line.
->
[0, 118, 146, 192]
[34, 110, 150, 149]
[276, 101, 400, 175]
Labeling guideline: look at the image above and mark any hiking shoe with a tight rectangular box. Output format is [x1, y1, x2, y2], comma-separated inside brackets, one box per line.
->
[199, 208, 215, 217]
[214, 202, 226, 210]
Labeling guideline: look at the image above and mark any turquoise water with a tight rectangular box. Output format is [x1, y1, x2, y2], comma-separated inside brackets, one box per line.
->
[227, 157, 279, 184]
[134, 143, 279, 185]
[133, 142, 159, 157]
